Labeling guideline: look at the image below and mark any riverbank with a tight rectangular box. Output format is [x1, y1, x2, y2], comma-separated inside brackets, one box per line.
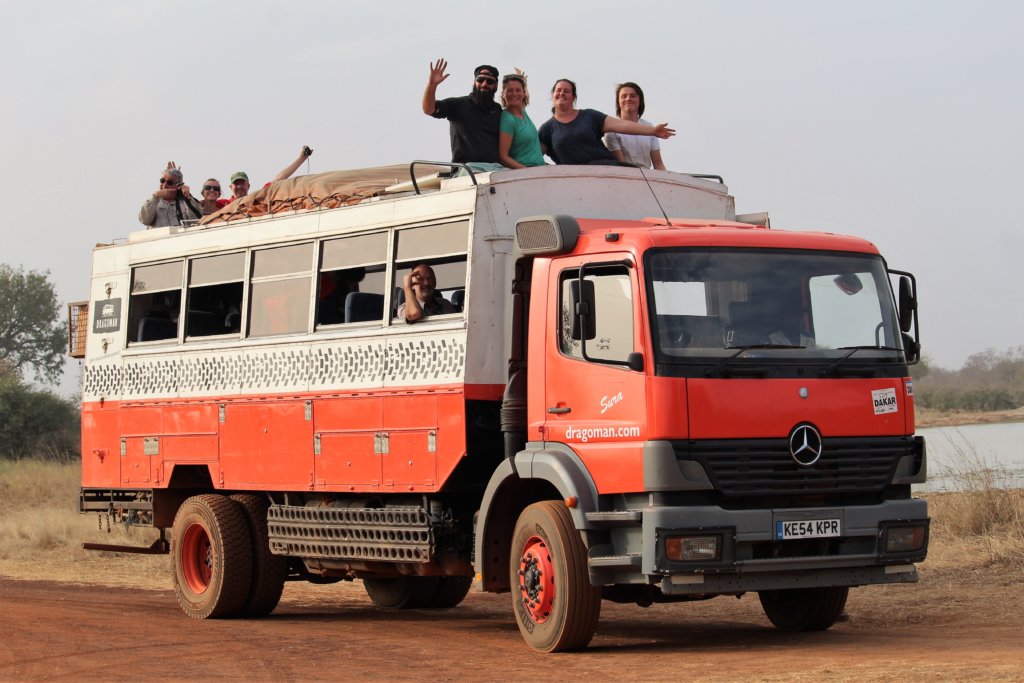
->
[916, 406, 1024, 428]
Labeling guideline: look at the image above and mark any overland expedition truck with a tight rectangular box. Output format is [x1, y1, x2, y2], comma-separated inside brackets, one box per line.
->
[72, 163, 929, 652]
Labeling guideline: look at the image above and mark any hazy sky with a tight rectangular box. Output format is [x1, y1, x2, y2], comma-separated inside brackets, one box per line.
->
[1, 1, 1020, 395]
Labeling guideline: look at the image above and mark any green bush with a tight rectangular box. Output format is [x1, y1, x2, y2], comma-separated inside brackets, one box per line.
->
[0, 373, 80, 461]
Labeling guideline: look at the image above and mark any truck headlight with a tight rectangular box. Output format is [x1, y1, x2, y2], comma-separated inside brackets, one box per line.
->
[665, 535, 720, 562]
[883, 524, 928, 553]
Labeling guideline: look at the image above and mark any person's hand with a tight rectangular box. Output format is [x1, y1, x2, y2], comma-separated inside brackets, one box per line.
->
[428, 58, 449, 87]
[403, 271, 415, 289]
[179, 183, 192, 199]
[514, 66, 527, 80]
[653, 123, 676, 139]
[301, 145, 313, 158]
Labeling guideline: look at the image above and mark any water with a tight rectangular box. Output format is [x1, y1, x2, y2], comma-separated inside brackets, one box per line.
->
[916, 422, 1024, 491]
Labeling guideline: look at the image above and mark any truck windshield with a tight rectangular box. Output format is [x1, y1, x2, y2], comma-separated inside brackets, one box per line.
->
[646, 248, 904, 366]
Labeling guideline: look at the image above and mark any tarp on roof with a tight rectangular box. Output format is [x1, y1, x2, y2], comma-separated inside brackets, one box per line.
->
[200, 164, 410, 226]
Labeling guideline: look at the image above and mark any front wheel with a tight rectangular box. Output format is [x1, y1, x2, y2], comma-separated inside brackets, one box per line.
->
[510, 501, 601, 653]
[759, 586, 849, 631]
[171, 494, 253, 619]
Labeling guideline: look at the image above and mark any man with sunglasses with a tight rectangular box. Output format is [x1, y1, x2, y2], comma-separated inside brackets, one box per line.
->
[139, 164, 203, 228]
[422, 59, 502, 167]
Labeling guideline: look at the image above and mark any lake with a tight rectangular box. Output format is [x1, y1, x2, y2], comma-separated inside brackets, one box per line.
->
[916, 421, 1024, 491]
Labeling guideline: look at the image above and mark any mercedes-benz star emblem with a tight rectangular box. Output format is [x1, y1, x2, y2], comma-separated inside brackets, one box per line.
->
[789, 424, 823, 466]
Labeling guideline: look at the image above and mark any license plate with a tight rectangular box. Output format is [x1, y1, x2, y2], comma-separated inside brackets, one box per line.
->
[776, 518, 841, 540]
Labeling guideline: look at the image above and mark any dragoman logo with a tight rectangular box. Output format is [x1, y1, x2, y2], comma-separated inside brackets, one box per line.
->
[564, 425, 640, 443]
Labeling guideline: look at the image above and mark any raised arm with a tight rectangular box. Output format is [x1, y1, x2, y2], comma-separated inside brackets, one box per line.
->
[422, 58, 449, 116]
[272, 146, 313, 182]
[603, 117, 676, 139]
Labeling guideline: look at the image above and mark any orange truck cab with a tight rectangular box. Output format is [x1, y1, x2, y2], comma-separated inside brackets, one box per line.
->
[73, 163, 927, 653]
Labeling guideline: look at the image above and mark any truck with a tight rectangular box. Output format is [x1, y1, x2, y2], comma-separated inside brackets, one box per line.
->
[72, 162, 928, 652]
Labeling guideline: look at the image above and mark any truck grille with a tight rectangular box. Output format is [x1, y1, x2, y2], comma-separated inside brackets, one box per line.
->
[685, 436, 914, 498]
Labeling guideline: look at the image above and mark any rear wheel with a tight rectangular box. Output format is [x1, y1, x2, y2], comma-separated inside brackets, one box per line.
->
[510, 501, 601, 653]
[364, 576, 441, 609]
[759, 586, 849, 631]
[427, 575, 474, 608]
[230, 494, 287, 617]
[171, 494, 253, 619]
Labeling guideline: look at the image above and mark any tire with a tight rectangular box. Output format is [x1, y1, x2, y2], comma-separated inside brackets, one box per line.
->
[171, 494, 253, 619]
[509, 501, 601, 653]
[427, 575, 474, 609]
[759, 586, 849, 632]
[230, 494, 287, 617]
[364, 576, 441, 609]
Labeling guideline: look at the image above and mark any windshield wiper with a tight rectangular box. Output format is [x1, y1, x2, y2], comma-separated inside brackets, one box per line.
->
[819, 345, 902, 377]
[705, 344, 806, 377]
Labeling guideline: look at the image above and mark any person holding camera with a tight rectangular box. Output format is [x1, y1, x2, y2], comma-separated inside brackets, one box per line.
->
[222, 145, 315, 206]
[139, 163, 203, 228]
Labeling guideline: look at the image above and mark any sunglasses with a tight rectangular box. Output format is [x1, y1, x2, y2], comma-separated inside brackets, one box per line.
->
[475, 76, 497, 85]
[159, 178, 180, 186]
[203, 185, 221, 192]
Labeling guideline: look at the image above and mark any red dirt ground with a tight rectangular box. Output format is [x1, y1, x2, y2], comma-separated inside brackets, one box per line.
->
[1, 560, 1021, 682]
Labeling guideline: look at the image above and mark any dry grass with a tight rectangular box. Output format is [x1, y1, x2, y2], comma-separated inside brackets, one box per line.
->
[0, 459, 166, 586]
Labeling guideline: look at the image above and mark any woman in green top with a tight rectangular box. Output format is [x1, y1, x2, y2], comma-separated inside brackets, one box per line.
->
[498, 73, 546, 168]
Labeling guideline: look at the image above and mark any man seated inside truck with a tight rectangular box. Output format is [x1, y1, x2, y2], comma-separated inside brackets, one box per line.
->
[397, 263, 456, 323]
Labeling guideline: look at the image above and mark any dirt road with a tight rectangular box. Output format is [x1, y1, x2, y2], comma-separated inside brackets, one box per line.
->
[2, 563, 1021, 682]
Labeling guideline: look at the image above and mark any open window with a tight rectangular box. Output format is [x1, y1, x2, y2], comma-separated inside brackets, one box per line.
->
[392, 220, 469, 321]
[128, 260, 183, 344]
[318, 231, 389, 326]
[186, 252, 244, 338]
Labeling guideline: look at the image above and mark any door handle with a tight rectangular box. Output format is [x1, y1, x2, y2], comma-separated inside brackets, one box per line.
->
[547, 406, 572, 414]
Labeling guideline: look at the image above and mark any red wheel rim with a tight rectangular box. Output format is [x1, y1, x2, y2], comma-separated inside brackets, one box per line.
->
[180, 522, 213, 594]
[517, 535, 555, 623]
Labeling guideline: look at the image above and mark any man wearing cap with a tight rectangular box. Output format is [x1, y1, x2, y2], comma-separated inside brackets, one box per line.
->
[422, 58, 502, 167]
[219, 146, 315, 207]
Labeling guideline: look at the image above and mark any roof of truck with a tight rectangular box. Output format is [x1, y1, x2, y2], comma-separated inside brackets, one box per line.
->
[574, 217, 881, 255]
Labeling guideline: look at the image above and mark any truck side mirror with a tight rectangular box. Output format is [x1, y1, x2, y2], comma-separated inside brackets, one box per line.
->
[570, 278, 596, 341]
[898, 276, 915, 334]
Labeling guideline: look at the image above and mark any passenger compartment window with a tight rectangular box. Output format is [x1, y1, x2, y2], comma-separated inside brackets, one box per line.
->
[128, 260, 183, 344]
[249, 243, 313, 338]
[186, 252, 244, 338]
[392, 220, 469, 321]
[318, 232, 389, 326]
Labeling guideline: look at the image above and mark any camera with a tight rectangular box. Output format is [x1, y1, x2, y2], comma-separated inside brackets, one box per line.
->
[303, 145, 313, 157]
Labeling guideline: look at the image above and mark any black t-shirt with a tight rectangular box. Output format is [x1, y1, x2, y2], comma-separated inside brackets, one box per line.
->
[538, 109, 615, 165]
[433, 95, 502, 164]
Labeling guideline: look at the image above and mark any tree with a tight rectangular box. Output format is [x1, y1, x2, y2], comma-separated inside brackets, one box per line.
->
[0, 264, 66, 384]
[0, 362, 80, 460]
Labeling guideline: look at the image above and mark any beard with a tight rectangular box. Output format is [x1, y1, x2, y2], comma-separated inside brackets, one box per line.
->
[470, 87, 495, 105]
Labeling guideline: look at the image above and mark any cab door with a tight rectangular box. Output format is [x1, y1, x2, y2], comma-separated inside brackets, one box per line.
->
[543, 258, 648, 494]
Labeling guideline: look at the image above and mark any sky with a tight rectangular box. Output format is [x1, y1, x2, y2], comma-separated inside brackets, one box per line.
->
[1, 1, 1021, 396]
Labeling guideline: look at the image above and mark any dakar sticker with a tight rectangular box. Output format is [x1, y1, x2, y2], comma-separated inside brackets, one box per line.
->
[871, 387, 898, 415]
